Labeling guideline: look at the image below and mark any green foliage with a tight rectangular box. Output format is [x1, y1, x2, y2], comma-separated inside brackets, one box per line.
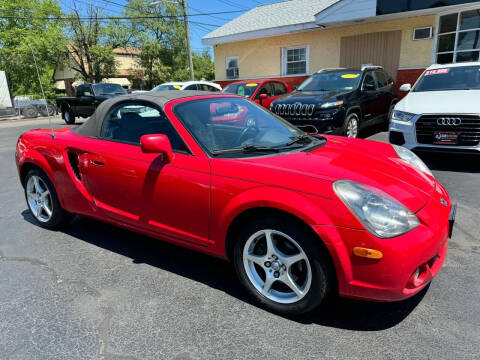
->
[193, 50, 215, 81]
[112, 0, 214, 88]
[64, 5, 118, 83]
[0, 0, 66, 98]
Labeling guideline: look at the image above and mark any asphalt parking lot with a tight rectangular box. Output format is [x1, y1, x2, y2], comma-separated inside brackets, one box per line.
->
[1, 118, 479, 360]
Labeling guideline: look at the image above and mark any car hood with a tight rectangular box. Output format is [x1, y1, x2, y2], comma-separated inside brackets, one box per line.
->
[396, 90, 480, 114]
[211, 136, 435, 212]
[275, 89, 351, 103]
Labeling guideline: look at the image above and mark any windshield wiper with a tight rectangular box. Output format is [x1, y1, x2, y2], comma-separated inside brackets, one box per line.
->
[285, 134, 313, 147]
[212, 144, 280, 156]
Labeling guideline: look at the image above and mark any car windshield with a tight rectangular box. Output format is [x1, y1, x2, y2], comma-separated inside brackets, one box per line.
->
[297, 71, 362, 92]
[413, 66, 480, 92]
[222, 83, 259, 98]
[173, 97, 322, 157]
[152, 84, 182, 91]
[92, 83, 127, 96]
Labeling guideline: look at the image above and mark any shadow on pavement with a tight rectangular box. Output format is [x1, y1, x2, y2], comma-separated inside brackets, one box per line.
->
[22, 210, 424, 331]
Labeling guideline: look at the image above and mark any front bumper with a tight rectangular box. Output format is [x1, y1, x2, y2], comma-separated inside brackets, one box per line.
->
[313, 181, 453, 302]
[281, 108, 346, 134]
[389, 117, 480, 153]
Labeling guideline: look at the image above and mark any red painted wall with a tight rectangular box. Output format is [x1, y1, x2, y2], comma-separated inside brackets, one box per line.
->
[396, 68, 426, 99]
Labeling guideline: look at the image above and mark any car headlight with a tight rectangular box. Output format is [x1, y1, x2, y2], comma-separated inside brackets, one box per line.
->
[320, 100, 344, 109]
[392, 145, 433, 177]
[391, 110, 416, 122]
[333, 180, 420, 238]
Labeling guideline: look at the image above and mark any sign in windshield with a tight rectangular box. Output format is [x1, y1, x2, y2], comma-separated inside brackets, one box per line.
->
[297, 71, 362, 92]
[414, 66, 480, 92]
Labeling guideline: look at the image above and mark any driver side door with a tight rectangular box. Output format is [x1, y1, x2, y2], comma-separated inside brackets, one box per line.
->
[81, 101, 211, 246]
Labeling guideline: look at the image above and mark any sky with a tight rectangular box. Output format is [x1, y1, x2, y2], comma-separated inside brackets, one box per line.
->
[58, 0, 279, 53]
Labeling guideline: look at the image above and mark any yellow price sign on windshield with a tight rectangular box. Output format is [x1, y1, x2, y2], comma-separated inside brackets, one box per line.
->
[173, 85, 181, 89]
[246, 83, 258, 87]
[341, 74, 359, 79]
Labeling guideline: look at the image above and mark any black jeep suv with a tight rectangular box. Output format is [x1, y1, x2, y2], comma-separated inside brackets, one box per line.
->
[270, 66, 397, 137]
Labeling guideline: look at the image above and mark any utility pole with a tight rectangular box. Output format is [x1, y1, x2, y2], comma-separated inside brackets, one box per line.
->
[149, 0, 194, 80]
[180, 0, 195, 81]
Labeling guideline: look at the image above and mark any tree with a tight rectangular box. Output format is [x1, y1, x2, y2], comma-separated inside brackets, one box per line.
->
[0, 0, 66, 98]
[112, 0, 198, 88]
[193, 50, 215, 81]
[64, 3, 117, 83]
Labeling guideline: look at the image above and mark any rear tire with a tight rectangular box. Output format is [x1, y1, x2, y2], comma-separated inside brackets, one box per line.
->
[64, 109, 75, 125]
[233, 215, 333, 315]
[343, 113, 360, 138]
[24, 169, 72, 230]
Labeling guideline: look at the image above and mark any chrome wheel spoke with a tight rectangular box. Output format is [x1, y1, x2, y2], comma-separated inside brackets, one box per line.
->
[282, 273, 304, 297]
[281, 253, 306, 268]
[264, 230, 276, 256]
[33, 176, 42, 193]
[40, 189, 50, 198]
[262, 275, 275, 295]
[42, 204, 52, 217]
[245, 253, 265, 267]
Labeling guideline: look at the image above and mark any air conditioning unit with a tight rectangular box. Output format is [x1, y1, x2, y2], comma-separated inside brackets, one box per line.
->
[226, 67, 239, 79]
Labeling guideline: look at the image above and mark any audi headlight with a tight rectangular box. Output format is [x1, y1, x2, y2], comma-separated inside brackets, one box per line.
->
[391, 110, 416, 122]
[333, 180, 420, 238]
[392, 145, 433, 177]
[320, 100, 344, 109]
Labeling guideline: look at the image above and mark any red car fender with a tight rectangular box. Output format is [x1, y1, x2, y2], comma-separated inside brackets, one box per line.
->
[17, 145, 68, 209]
[210, 186, 337, 257]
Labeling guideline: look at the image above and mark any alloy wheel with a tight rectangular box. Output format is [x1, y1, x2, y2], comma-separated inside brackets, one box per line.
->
[243, 229, 312, 304]
[26, 175, 53, 223]
[346, 116, 359, 138]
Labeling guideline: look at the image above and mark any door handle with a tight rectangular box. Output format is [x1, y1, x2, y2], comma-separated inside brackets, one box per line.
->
[90, 160, 105, 166]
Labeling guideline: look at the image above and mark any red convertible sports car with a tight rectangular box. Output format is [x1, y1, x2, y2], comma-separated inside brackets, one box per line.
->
[16, 91, 455, 315]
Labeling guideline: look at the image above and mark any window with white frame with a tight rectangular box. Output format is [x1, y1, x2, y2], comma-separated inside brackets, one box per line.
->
[436, 8, 480, 64]
[226, 56, 239, 79]
[282, 46, 309, 75]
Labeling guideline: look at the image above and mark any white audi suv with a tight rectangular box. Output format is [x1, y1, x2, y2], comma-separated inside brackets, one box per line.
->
[389, 62, 480, 154]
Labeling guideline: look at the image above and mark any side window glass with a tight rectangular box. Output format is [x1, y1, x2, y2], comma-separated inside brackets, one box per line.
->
[374, 71, 388, 88]
[185, 84, 198, 90]
[76, 85, 85, 97]
[363, 73, 377, 90]
[273, 82, 287, 95]
[84, 86, 93, 96]
[255, 84, 273, 99]
[101, 102, 188, 152]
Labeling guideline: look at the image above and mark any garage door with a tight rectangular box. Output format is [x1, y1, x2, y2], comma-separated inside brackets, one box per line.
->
[340, 31, 402, 80]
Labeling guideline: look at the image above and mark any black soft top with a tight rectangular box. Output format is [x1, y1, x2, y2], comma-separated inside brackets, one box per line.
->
[73, 90, 220, 138]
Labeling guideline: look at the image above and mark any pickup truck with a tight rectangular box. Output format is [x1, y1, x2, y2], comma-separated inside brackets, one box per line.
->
[56, 83, 127, 124]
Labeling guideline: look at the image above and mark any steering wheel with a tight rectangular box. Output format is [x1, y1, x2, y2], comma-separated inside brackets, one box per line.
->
[236, 115, 258, 145]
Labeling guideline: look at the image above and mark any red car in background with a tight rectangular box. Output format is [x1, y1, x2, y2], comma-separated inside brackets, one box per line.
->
[222, 79, 292, 110]
[16, 91, 454, 315]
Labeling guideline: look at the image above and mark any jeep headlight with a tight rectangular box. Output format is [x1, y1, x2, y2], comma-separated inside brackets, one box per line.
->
[320, 100, 344, 109]
[392, 145, 433, 177]
[391, 110, 416, 122]
[334, 180, 420, 238]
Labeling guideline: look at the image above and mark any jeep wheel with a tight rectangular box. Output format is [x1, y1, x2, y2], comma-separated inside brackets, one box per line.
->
[343, 113, 359, 138]
[64, 109, 75, 125]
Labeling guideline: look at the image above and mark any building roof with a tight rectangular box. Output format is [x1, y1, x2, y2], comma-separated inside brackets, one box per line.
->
[202, 0, 339, 45]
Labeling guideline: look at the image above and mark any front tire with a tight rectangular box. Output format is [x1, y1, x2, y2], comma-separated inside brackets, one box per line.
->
[24, 169, 72, 229]
[233, 216, 333, 315]
[64, 109, 75, 125]
[343, 113, 360, 138]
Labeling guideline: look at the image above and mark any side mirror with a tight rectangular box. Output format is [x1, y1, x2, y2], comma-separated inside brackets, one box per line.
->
[259, 93, 268, 103]
[399, 83, 412, 92]
[140, 134, 174, 163]
[363, 83, 376, 91]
